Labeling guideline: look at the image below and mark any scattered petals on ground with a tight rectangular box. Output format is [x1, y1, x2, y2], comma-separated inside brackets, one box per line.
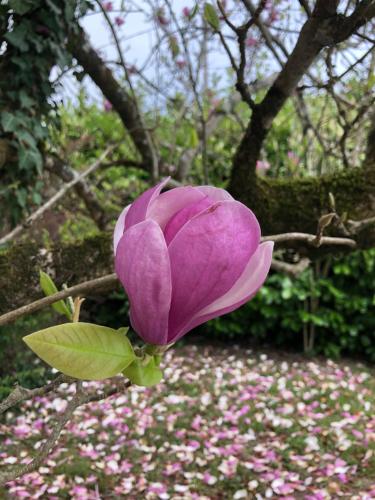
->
[1, 345, 375, 499]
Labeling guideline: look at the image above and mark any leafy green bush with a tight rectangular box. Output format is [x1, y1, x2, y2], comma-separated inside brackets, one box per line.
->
[0, 312, 54, 399]
[201, 249, 375, 360]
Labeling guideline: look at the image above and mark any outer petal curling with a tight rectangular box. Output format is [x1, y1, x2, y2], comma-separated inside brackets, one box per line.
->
[167, 200, 261, 339]
[196, 186, 233, 202]
[147, 186, 206, 230]
[170, 241, 273, 342]
[113, 204, 130, 254]
[115, 219, 172, 345]
[125, 177, 170, 230]
[164, 196, 213, 246]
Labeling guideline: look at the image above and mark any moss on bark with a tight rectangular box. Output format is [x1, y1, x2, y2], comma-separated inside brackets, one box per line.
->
[0, 233, 113, 314]
[234, 166, 375, 242]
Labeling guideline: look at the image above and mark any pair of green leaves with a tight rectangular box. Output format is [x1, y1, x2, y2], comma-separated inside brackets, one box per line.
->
[24, 271, 164, 386]
[39, 270, 73, 320]
[24, 322, 163, 386]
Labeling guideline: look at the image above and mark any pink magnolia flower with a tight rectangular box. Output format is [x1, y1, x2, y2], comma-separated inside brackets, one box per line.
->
[156, 8, 169, 26]
[246, 36, 258, 47]
[103, 1, 113, 12]
[256, 160, 270, 172]
[115, 16, 125, 27]
[176, 59, 186, 70]
[104, 100, 112, 111]
[287, 151, 299, 166]
[114, 179, 273, 345]
[182, 7, 191, 18]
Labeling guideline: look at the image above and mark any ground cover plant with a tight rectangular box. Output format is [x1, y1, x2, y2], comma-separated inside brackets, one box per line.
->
[1, 345, 375, 499]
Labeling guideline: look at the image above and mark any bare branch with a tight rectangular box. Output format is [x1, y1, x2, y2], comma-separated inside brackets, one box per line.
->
[0, 379, 131, 486]
[271, 257, 310, 276]
[0, 274, 118, 327]
[0, 146, 115, 246]
[0, 374, 73, 415]
[45, 156, 107, 230]
[262, 232, 357, 248]
[67, 27, 159, 180]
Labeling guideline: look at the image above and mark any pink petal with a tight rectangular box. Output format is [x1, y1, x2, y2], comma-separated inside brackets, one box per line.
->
[113, 205, 130, 254]
[196, 186, 233, 202]
[147, 186, 206, 230]
[171, 241, 273, 342]
[125, 177, 170, 230]
[167, 201, 260, 340]
[164, 196, 213, 245]
[115, 219, 172, 345]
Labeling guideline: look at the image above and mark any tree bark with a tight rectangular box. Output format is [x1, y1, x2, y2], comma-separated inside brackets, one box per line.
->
[67, 27, 159, 180]
[45, 156, 107, 230]
[229, 0, 375, 194]
[0, 233, 114, 315]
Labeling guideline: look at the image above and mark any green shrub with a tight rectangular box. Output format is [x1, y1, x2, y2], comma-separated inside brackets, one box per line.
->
[200, 249, 375, 360]
[0, 312, 54, 398]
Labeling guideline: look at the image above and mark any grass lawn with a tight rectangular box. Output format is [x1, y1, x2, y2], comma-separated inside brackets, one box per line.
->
[1, 344, 374, 499]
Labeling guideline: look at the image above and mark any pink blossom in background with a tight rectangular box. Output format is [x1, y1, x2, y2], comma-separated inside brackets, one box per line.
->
[287, 151, 299, 166]
[156, 8, 169, 26]
[268, 8, 279, 23]
[127, 65, 137, 75]
[176, 59, 186, 70]
[256, 160, 270, 173]
[115, 16, 125, 27]
[246, 36, 258, 47]
[114, 179, 273, 345]
[102, 1, 113, 12]
[182, 7, 191, 18]
[104, 100, 112, 112]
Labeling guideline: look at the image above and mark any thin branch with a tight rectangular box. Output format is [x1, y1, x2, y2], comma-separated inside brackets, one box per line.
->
[68, 27, 158, 180]
[298, 0, 312, 17]
[0, 146, 115, 246]
[45, 156, 107, 230]
[271, 257, 310, 276]
[0, 274, 118, 327]
[347, 215, 375, 234]
[262, 232, 357, 248]
[0, 374, 73, 415]
[0, 379, 131, 486]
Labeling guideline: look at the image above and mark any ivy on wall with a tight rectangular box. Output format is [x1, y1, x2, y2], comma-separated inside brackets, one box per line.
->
[0, 0, 92, 226]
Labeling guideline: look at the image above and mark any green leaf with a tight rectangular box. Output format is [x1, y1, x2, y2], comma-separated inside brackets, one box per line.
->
[23, 322, 136, 380]
[39, 270, 73, 320]
[203, 3, 220, 31]
[168, 36, 180, 59]
[9, 0, 36, 15]
[188, 127, 199, 148]
[123, 355, 163, 387]
[17, 130, 37, 148]
[19, 91, 36, 109]
[5, 24, 29, 51]
[189, 4, 199, 20]
[18, 147, 43, 172]
[1, 112, 20, 133]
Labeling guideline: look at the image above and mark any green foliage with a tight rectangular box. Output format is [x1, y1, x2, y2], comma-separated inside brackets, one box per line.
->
[123, 355, 163, 387]
[0, 0, 92, 227]
[201, 249, 375, 360]
[203, 3, 220, 31]
[24, 322, 135, 380]
[39, 270, 73, 320]
[0, 312, 54, 399]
